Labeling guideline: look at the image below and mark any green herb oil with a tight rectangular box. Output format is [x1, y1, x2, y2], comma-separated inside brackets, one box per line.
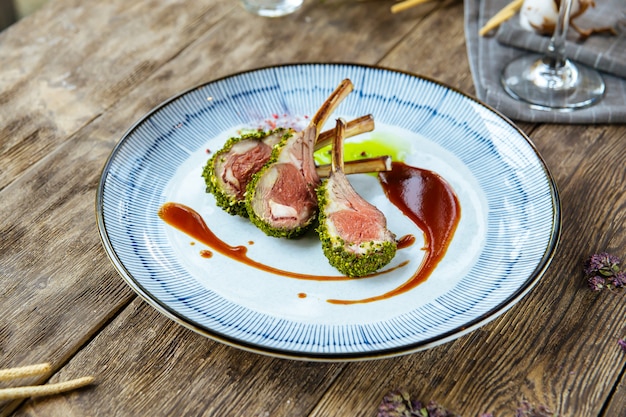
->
[314, 133, 410, 167]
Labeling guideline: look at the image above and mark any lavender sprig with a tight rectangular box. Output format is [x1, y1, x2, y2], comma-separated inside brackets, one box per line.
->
[583, 252, 626, 291]
[515, 400, 553, 417]
[376, 391, 462, 417]
[376, 390, 421, 417]
[377, 391, 557, 417]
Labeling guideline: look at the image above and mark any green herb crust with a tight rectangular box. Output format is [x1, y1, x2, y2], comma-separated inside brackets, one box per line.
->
[316, 183, 397, 277]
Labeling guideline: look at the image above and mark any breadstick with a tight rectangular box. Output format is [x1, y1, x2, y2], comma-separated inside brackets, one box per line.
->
[391, 0, 433, 14]
[0, 376, 95, 401]
[479, 0, 524, 36]
[0, 363, 51, 381]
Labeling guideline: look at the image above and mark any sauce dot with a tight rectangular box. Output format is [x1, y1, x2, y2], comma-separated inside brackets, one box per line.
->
[397, 234, 416, 249]
[298, 293, 307, 298]
[200, 250, 213, 258]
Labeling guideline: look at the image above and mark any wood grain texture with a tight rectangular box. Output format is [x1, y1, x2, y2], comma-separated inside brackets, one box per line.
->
[381, 0, 472, 94]
[604, 366, 626, 416]
[2, 0, 626, 415]
[0, 0, 235, 192]
[15, 299, 345, 416]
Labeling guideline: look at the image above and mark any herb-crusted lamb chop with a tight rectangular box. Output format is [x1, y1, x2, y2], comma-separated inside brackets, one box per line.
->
[316, 118, 397, 277]
[245, 79, 354, 238]
[203, 114, 374, 217]
[203, 128, 292, 217]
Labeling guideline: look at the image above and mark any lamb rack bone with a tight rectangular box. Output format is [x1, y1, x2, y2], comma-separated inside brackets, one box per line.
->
[315, 155, 392, 178]
[246, 79, 354, 238]
[315, 114, 374, 150]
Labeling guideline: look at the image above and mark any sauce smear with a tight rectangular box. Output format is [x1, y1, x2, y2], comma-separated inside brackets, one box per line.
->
[158, 203, 400, 281]
[327, 162, 461, 304]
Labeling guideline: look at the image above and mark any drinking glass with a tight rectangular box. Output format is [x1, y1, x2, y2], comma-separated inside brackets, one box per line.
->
[240, 0, 303, 17]
[501, 0, 604, 110]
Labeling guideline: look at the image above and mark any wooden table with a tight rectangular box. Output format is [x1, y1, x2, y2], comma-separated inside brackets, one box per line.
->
[1, 0, 625, 415]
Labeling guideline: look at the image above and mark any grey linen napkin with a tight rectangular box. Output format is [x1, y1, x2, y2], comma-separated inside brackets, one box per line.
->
[465, 0, 626, 124]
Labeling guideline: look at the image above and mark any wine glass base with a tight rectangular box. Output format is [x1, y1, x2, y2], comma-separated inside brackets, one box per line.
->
[501, 54, 605, 111]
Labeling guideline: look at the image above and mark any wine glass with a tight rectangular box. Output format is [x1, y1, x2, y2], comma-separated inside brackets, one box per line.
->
[501, 0, 605, 110]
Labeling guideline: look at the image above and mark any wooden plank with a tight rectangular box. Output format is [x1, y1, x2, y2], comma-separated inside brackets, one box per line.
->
[604, 367, 626, 417]
[0, 0, 232, 389]
[12, 299, 345, 417]
[381, 0, 474, 94]
[0, 0, 235, 192]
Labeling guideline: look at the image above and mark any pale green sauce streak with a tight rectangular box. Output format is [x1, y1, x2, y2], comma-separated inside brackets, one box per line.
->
[314, 133, 411, 168]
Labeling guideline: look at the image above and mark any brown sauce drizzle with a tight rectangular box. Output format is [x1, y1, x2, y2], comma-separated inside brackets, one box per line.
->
[158, 203, 401, 282]
[158, 161, 460, 304]
[326, 162, 461, 304]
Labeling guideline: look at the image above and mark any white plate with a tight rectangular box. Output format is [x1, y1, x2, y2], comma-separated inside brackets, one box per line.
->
[96, 64, 560, 360]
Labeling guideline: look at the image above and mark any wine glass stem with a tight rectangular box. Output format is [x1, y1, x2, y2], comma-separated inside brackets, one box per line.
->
[545, 0, 572, 69]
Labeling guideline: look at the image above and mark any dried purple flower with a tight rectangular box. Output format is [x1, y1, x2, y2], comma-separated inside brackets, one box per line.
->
[583, 253, 625, 291]
[584, 252, 621, 276]
[426, 400, 461, 417]
[618, 339, 626, 352]
[377, 390, 423, 417]
[377, 391, 461, 417]
[376, 392, 564, 417]
[612, 272, 626, 288]
[587, 275, 606, 291]
[515, 400, 553, 417]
